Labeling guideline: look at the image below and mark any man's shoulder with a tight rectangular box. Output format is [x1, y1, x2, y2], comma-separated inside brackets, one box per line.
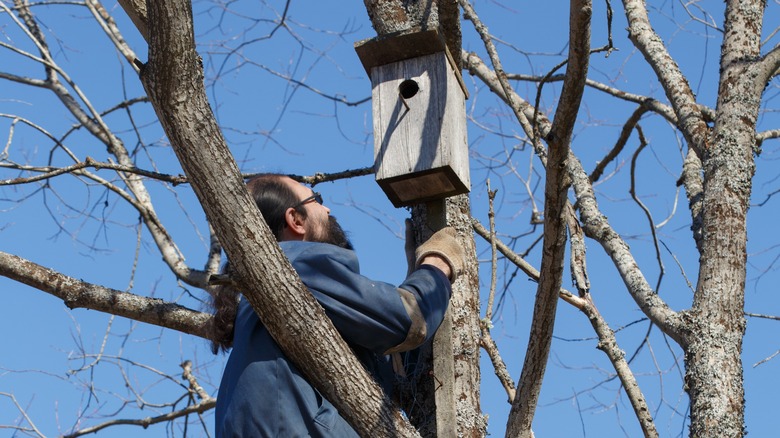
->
[279, 241, 356, 263]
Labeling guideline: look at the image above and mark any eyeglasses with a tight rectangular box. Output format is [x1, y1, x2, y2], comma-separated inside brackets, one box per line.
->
[292, 192, 323, 208]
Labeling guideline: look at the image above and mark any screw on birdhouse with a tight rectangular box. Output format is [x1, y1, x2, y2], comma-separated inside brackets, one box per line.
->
[398, 79, 419, 111]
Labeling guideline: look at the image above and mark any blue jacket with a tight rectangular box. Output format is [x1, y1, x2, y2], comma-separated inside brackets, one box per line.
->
[215, 240, 451, 437]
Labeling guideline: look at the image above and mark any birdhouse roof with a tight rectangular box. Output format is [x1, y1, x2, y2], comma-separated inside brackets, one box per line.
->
[354, 28, 467, 97]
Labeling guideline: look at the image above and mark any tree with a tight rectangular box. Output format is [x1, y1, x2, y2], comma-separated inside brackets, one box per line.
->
[2, 1, 780, 437]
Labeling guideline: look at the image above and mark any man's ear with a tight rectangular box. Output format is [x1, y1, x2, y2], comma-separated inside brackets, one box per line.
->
[284, 207, 306, 238]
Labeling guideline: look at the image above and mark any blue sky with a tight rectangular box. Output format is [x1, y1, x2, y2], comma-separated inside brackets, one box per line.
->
[2, 1, 780, 436]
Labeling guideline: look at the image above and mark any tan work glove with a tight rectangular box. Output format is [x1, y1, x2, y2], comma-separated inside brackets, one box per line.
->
[415, 227, 465, 282]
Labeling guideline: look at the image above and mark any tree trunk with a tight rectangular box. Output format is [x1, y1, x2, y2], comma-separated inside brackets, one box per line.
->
[683, 2, 764, 435]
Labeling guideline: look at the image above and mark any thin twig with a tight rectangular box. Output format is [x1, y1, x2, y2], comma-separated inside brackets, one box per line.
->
[486, 180, 498, 321]
[0, 157, 188, 186]
[629, 127, 665, 293]
[63, 398, 216, 438]
[0, 392, 46, 438]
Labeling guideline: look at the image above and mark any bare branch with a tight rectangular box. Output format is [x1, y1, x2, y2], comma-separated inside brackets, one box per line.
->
[506, 0, 591, 434]
[116, 0, 148, 42]
[0, 70, 48, 88]
[753, 349, 780, 368]
[479, 333, 516, 403]
[86, 0, 141, 73]
[622, 0, 710, 156]
[0, 392, 45, 438]
[241, 57, 371, 107]
[745, 312, 780, 321]
[63, 398, 216, 438]
[181, 360, 214, 403]
[282, 166, 375, 186]
[486, 180, 499, 321]
[756, 43, 780, 84]
[567, 203, 590, 295]
[580, 297, 659, 438]
[756, 128, 780, 143]
[0, 157, 188, 186]
[504, 72, 687, 125]
[629, 128, 665, 293]
[0, 251, 213, 339]
[590, 106, 648, 183]
[478, 180, 517, 402]
[680, 148, 705, 252]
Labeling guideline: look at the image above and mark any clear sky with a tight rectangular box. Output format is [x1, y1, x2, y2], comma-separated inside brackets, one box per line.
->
[2, 1, 780, 437]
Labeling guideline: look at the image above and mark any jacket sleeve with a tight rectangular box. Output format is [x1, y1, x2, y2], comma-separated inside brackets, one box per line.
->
[289, 244, 451, 354]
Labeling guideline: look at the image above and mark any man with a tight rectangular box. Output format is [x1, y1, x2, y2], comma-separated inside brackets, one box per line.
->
[212, 174, 465, 437]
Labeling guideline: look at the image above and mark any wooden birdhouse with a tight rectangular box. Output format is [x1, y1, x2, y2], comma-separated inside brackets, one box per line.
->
[355, 29, 470, 207]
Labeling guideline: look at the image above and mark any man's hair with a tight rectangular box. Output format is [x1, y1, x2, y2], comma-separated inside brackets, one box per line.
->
[246, 174, 308, 240]
[210, 173, 305, 353]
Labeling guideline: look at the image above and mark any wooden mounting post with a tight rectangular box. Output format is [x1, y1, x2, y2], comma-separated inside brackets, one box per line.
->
[426, 200, 457, 438]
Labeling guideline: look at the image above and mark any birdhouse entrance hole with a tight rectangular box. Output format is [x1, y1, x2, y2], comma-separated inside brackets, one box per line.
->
[399, 79, 419, 99]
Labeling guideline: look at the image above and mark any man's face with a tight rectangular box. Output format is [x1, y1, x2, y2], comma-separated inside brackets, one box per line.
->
[316, 216, 353, 250]
[287, 179, 353, 250]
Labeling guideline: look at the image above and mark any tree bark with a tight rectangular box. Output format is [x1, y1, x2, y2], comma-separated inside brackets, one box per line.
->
[139, 0, 419, 436]
[682, 1, 764, 436]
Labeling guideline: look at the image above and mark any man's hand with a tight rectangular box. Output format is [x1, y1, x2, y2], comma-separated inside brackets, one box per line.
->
[415, 227, 466, 282]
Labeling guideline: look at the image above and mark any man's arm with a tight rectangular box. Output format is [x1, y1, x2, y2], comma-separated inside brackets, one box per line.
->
[284, 242, 456, 354]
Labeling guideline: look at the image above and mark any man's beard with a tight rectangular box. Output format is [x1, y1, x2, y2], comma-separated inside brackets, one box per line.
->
[313, 216, 353, 250]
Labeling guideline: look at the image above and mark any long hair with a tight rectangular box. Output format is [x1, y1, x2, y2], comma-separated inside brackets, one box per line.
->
[210, 174, 306, 353]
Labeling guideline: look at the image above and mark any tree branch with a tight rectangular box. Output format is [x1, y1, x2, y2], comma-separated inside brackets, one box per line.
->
[473, 218, 659, 436]
[581, 296, 660, 437]
[116, 0, 147, 43]
[9, 0, 203, 287]
[86, 0, 141, 73]
[622, 0, 710, 156]
[756, 43, 780, 85]
[63, 398, 216, 438]
[0, 251, 213, 339]
[0, 157, 188, 186]
[461, 35, 683, 343]
[569, 154, 683, 342]
[480, 183, 516, 403]
[506, 72, 715, 125]
[506, 2, 591, 435]
[590, 106, 648, 183]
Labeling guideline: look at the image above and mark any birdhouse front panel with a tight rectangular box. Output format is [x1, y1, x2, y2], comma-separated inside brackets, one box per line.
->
[369, 51, 470, 207]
